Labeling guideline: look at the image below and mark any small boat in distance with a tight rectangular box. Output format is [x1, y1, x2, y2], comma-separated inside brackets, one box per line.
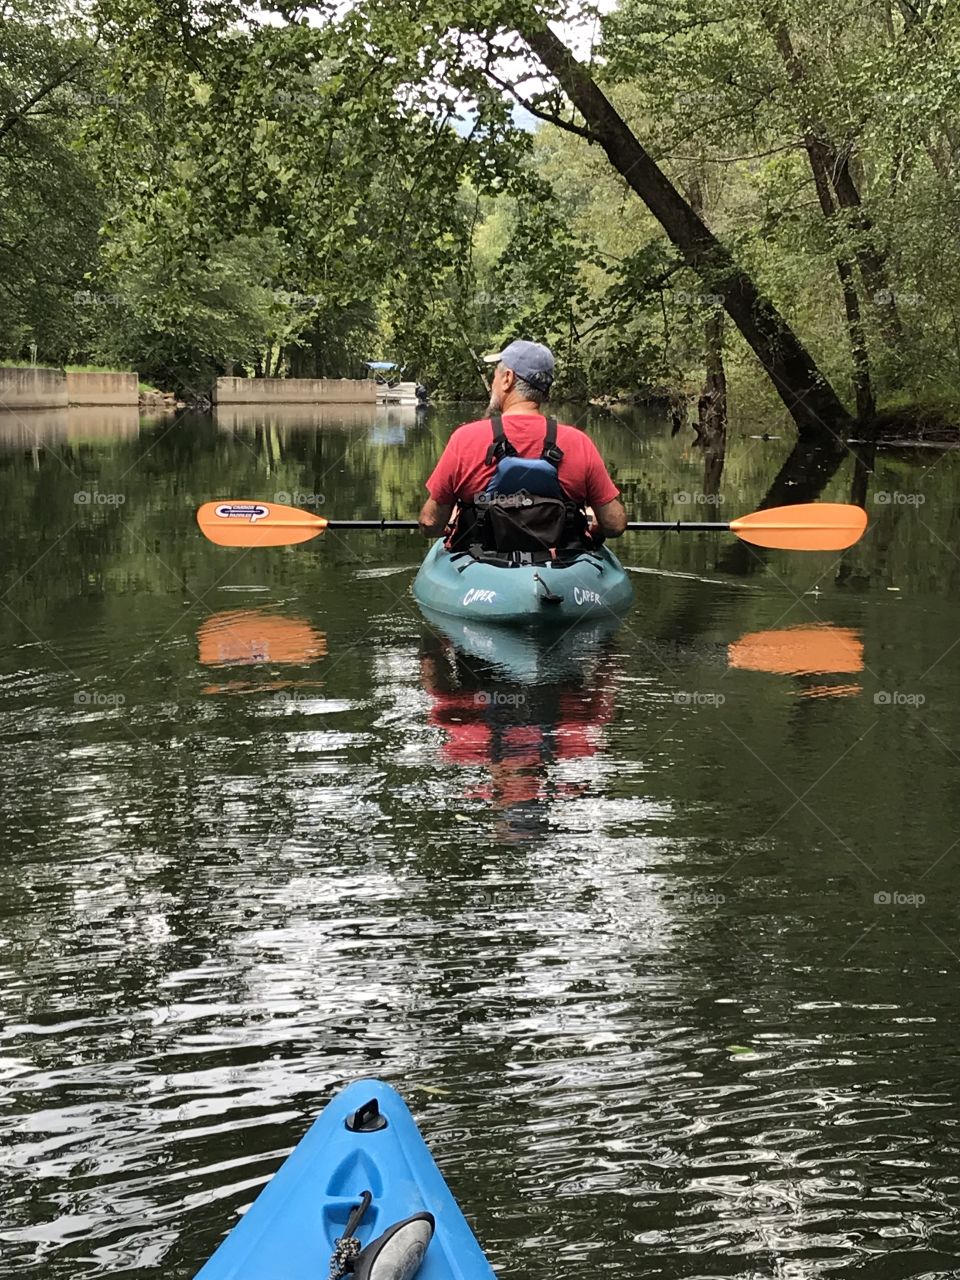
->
[364, 361, 428, 407]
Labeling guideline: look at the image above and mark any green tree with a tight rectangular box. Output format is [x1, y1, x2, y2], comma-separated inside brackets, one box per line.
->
[0, 0, 103, 361]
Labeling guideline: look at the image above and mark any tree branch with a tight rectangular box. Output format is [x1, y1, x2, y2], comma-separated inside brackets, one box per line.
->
[482, 67, 601, 143]
[0, 55, 87, 143]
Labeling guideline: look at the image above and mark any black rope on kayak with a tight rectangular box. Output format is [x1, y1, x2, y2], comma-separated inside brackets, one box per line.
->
[329, 1190, 372, 1280]
[533, 572, 564, 604]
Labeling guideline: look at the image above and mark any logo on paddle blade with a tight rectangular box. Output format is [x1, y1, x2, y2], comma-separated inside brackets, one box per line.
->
[215, 502, 269, 523]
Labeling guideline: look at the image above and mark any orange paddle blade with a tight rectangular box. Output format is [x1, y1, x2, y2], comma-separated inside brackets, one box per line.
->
[729, 502, 867, 551]
[196, 501, 327, 547]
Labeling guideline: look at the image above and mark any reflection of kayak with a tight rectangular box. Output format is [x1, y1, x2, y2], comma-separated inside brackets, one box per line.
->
[412, 539, 634, 625]
[195, 1079, 495, 1280]
[420, 604, 624, 685]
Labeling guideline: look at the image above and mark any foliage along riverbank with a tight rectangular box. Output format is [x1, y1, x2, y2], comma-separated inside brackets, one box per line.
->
[3, 0, 959, 437]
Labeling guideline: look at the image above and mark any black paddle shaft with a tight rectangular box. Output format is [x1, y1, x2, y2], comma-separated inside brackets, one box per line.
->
[625, 521, 730, 532]
[323, 519, 731, 532]
[326, 520, 421, 529]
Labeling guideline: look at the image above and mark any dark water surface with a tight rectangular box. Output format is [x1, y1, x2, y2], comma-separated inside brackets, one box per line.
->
[2, 402, 960, 1278]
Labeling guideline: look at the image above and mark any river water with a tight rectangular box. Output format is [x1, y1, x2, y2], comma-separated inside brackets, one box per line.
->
[2, 402, 959, 1278]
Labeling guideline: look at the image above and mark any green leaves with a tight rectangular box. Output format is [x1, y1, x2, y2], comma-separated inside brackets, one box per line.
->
[188, 72, 213, 106]
[4, 0, 957, 406]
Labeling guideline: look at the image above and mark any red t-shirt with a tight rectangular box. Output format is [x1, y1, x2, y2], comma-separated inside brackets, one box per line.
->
[425, 413, 620, 508]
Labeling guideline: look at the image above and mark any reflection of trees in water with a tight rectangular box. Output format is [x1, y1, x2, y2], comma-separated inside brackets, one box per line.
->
[718, 433, 848, 577]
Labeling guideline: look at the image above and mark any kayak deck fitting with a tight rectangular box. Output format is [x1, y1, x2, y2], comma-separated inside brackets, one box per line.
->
[412, 539, 634, 626]
[194, 1078, 496, 1280]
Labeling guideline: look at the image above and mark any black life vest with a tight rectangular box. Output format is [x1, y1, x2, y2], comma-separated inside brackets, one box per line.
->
[449, 415, 590, 560]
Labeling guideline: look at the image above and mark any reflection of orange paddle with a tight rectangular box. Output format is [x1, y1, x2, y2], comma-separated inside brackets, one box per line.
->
[797, 683, 862, 700]
[200, 679, 326, 696]
[197, 500, 869, 552]
[197, 610, 327, 666]
[729, 625, 863, 676]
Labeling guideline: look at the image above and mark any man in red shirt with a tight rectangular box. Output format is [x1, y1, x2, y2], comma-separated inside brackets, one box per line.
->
[418, 339, 628, 542]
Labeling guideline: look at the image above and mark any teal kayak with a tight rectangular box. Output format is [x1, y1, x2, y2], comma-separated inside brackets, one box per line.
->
[412, 539, 634, 625]
[195, 1079, 495, 1280]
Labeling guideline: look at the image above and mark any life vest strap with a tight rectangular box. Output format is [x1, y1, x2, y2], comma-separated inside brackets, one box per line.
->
[541, 416, 564, 466]
[483, 414, 518, 465]
[483, 415, 564, 468]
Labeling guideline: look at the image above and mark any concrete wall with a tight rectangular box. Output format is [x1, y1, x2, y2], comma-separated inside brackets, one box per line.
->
[214, 377, 378, 405]
[0, 368, 140, 408]
[0, 367, 68, 409]
[66, 371, 139, 406]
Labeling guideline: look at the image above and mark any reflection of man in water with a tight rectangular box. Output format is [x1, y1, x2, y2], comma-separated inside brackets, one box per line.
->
[418, 340, 627, 545]
[420, 637, 617, 843]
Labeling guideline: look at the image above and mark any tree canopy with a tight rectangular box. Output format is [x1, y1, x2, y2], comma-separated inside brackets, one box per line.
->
[2, 0, 958, 426]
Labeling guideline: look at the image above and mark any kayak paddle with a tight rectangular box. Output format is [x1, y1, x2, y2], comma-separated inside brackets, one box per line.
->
[196, 502, 420, 547]
[628, 502, 868, 551]
[196, 500, 867, 552]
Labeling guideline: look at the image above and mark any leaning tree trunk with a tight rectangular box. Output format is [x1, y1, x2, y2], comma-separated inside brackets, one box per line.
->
[804, 133, 876, 420]
[519, 23, 853, 440]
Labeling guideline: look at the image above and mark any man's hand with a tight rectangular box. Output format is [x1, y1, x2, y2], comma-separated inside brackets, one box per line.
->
[586, 499, 627, 539]
[418, 497, 454, 537]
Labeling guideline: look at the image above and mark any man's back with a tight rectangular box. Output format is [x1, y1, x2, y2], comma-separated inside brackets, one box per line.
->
[426, 412, 620, 510]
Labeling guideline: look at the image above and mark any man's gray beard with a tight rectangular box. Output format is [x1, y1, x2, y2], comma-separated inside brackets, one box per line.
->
[487, 389, 503, 414]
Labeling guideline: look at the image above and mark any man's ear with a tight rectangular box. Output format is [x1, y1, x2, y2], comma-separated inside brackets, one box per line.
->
[500, 367, 516, 393]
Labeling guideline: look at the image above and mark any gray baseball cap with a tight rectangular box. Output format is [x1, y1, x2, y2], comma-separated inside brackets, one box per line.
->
[484, 339, 555, 394]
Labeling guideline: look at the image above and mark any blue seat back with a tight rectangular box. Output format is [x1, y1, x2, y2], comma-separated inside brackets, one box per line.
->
[485, 455, 564, 498]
